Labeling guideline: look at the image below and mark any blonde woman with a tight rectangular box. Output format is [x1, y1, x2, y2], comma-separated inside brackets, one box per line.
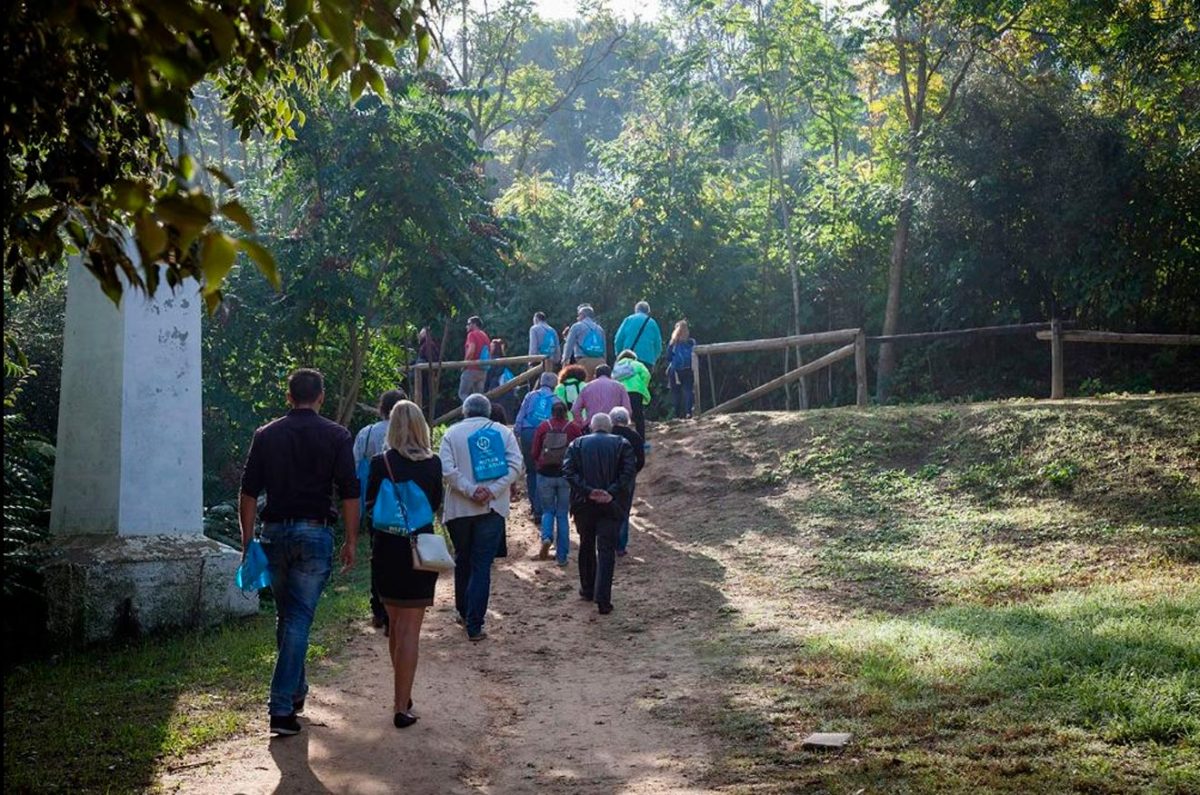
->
[666, 321, 697, 419]
[364, 400, 444, 728]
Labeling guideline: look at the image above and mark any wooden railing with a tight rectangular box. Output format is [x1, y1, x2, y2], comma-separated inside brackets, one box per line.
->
[694, 328, 867, 416]
[688, 321, 1197, 416]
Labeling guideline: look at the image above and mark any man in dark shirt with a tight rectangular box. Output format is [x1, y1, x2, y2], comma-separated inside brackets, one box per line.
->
[562, 412, 637, 615]
[239, 369, 360, 737]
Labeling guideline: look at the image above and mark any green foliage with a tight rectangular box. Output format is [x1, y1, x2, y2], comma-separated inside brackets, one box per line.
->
[201, 77, 511, 497]
[2, 334, 54, 599]
[4, 0, 436, 303]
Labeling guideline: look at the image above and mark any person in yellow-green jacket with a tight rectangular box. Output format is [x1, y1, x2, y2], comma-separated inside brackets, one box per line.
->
[612, 349, 651, 442]
[555, 364, 588, 423]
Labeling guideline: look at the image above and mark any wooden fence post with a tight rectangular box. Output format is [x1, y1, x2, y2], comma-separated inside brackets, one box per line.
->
[855, 329, 868, 407]
[1050, 317, 1064, 399]
[692, 350, 702, 416]
[412, 367, 423, 410]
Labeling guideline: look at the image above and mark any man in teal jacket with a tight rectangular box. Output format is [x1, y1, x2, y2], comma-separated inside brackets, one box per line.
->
[613, 301, 663, 367]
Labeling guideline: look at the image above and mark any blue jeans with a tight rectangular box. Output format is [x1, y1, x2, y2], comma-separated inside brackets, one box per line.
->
[260, 521, 333, 717]
[537, 474, 571, 564]
[519, 426, 539, 510]
[618, 482, 636, 553]
[670, 370, 695, 418]
[446, 512, 505, 637]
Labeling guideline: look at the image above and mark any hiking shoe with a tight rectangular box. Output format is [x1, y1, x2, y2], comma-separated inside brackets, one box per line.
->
[538, 541, 551, 560]
[394, 710, 418, 729]
[293, 697, 305, 715]
[556, 559, 569, 568]
[371, 615, 387, 629]
[598, 604, 614, 615]
[269, 714, 301, 736]
[616, 549, 627, 558]
[453, 613, 465, 627]
[579, 591, 593, 602]
[468, 631, 488, 642]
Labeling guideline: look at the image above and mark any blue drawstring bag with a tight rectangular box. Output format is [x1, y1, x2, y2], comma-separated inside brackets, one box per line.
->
[581, 325, 605, 358]
[356, 424, 378, 508]
[468, 422, 509, 481]
[371, 453, 435, 535]
[236, 538, 271, 592]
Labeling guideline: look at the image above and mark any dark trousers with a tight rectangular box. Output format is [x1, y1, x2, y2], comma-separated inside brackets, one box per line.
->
[446, 511, 505, 636]
[629, 393, 647, 441]
[575, 509, 620, 609]
[369, 530, 387, 625]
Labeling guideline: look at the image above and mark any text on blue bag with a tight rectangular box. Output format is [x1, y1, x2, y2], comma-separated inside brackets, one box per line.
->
[468, 424, 509, 481]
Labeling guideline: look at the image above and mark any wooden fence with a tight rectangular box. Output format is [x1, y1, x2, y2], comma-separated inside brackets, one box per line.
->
[688, 321, 1197, 417]
[410, 354, 548, 425]
[693, 328, 867, 416]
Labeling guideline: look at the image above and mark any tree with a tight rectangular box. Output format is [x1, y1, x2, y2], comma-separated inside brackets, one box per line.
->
[870, 0, 1026, 401]
[3, 0, 436, 305]
[434, 0, 625, 184]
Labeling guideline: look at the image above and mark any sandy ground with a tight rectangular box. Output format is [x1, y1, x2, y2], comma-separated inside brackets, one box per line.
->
[160, 434, 720, 794]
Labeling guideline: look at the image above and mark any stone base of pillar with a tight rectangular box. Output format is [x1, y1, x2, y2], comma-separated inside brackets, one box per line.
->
[43, 535, 259, 645]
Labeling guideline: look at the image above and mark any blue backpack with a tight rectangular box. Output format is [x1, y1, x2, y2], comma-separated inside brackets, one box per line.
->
[670, 340, 694, 371]
[468, 422, 509, 481]
[356, 424, 378, 507]
[537, 327, 558, 356]
[528, 390, 554, 424]
[372, 454, 435, 535]
[581, 324, 605, 358]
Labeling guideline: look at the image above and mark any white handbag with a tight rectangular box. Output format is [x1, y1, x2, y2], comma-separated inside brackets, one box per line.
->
[411, 532, 456, 573]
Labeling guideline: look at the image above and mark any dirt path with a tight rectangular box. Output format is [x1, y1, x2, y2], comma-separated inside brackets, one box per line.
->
[161, 445, 720, 794]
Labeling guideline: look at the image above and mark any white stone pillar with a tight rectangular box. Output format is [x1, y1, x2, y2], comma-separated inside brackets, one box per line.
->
[45, 256, 256, 643]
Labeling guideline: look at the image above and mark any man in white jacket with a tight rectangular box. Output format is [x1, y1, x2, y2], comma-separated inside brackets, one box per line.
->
[439, 393, 524, 641]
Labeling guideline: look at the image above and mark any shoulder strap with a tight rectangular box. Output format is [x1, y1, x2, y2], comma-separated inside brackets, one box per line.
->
[382, 448, 397, 482]
[630, 315, 652, 350]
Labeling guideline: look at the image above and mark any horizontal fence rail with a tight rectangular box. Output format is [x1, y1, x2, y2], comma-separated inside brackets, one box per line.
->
[1035, 330, 1200, 345]
[694, 328, 860, 357]
[867, 321, 1060, 344]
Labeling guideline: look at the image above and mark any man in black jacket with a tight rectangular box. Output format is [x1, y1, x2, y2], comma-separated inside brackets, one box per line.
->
[562, 412, 638, 614]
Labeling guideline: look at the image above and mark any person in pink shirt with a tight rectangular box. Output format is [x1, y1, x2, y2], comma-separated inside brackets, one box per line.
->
[571, 364, 631, 425]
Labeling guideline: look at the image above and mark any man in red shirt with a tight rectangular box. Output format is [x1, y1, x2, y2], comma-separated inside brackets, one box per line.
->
[458, 316, 492, 401]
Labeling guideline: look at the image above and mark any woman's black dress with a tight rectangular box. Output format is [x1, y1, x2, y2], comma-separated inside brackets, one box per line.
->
[365, 450, 444, 608]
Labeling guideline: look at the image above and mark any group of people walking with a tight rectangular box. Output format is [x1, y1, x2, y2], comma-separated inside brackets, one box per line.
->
[239, 300, 690, 738]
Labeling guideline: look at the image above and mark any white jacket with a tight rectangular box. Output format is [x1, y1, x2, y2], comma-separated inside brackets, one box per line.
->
[439, 416, 524, 522]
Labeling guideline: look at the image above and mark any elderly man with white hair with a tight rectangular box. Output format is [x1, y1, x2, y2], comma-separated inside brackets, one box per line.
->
[439, 393, 524, 641]
[562, 412, 638, 615]
[613, 300, 663, 369]
[608, 407, 645, 557]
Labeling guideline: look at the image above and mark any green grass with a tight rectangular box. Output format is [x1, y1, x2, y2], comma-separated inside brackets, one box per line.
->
[3, 538, 372, 792]
[679, 396, 1200, 793]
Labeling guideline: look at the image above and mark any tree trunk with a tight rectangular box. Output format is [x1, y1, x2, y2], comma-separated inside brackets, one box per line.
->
[876, 148, 918, 403]
[337, 326, 367, 427]
[772, 124, 808, 410]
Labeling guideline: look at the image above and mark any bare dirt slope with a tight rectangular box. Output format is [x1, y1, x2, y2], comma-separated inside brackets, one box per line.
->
[160, 447, 722, 795]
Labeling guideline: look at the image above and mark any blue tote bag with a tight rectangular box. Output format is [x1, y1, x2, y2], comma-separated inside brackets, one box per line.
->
[236, 538, 271, 592]
[371, 453, 435, 535]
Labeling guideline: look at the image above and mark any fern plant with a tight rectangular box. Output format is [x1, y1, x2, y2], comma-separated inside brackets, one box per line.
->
[3, 333, 54, 598]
